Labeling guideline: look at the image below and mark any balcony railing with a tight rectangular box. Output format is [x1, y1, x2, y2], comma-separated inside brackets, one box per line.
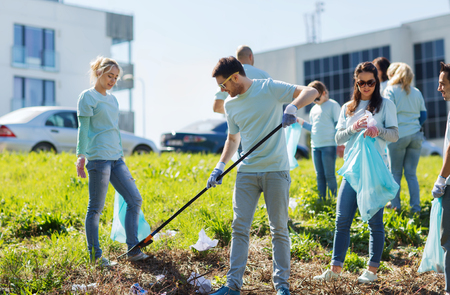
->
[11, 46, 59, 71]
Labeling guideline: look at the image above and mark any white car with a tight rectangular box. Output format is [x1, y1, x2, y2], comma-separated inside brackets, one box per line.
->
[421, 140, 442, 157]
[0, 106, 159, 155]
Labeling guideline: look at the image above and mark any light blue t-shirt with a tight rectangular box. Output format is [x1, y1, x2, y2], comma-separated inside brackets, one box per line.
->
[336, 98, 398, 162]
[308, 99, 341, 148]
[225, 78, 296, 172]
[214, 64, 271, 101]
[384, 84, 426, 138]
[77, 88, 123, 160]
[444, 111, 450, 185]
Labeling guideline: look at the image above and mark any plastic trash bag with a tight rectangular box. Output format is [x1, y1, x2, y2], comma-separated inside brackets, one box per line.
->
[285, 122, 302, 170]
[111, 190, 151, 243]
[418, 197, 445, 273]
[337, 132, 399, 222]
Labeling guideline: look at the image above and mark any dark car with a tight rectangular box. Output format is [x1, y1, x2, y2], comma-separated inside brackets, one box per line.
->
[161, 119, 309, 159]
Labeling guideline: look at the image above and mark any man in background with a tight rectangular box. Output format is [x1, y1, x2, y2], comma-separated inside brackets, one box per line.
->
[213, 45, 270, 114]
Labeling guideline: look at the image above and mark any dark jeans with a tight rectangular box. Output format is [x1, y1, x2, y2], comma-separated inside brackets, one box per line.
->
[312, 146, 337, 199]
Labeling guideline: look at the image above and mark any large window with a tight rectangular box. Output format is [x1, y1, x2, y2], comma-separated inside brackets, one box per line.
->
[304, 46, 390, 109]
[12, 24, 56, 70]
[12, 77, 55, 111]
[414, 39, 446, 139]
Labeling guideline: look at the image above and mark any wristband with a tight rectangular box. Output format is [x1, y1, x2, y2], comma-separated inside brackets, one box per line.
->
[284, 104, 298, 115]
[216, 162, 226, 171]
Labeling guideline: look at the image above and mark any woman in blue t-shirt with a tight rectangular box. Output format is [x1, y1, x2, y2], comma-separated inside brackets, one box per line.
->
[76, 56, 148, 266]
[384, 62, 427, 213]
[298, 80, 341, 199]
[313, 62, 399, 284]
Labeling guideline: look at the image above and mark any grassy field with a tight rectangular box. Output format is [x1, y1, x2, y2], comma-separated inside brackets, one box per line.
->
[0, 152, 445, 294]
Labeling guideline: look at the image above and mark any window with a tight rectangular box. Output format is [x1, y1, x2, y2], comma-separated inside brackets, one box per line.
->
[414, 39, 446, 139]
[304, 46, 391, 110]
[12, 77, 55, 111]
[12, 24, 56, 70]
[45, 112, 78, 129]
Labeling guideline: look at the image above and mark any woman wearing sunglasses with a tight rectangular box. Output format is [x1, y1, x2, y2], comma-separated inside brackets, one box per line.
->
[313, 62, 398, 283]
[384, 62, 427, 213]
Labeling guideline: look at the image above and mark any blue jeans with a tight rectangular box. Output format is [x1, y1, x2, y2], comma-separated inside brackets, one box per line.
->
[226, 171, 291, 291]
[312, 146, 337, 199]
[388, 131, 423, 213]
[441, 187, 450, 292]
[86, 158, 143, 259]
[331, 178, 385, 268]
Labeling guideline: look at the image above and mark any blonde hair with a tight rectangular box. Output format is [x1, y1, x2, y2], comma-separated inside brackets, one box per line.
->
[89, 56, 122, 84]
[387, 62, 413, 94]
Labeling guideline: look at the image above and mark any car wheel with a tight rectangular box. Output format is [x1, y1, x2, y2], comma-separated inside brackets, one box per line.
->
[431, 152, 440, 156]
[133, 144, 152, 155]
[31, 142, 55, 153]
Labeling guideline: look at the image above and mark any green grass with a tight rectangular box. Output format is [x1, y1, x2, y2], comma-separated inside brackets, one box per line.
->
[0, 152, 443, 293]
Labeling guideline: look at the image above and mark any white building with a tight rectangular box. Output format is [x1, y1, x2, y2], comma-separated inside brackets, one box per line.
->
[255, 14, 450, 147]
[0, 0, 135, 131]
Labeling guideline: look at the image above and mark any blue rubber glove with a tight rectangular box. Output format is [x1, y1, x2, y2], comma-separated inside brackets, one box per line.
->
[207, 162, 225, 189]
[432, 176, 446, 198]
[282, 104, 298, 128]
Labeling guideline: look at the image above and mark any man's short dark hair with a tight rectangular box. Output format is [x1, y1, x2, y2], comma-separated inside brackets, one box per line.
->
[212, 56, 246, 78]
[440, 62, 450, 83]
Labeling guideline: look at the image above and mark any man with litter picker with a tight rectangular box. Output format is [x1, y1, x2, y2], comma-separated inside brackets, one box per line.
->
[207, 56, 318, 295]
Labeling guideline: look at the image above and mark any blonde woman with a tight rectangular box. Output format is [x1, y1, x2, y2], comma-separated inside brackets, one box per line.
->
[76, 56, 148, 266]
[384, 62, 427, 213]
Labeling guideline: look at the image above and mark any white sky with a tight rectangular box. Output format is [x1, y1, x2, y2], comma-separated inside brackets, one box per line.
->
[64, 0, 450, 147]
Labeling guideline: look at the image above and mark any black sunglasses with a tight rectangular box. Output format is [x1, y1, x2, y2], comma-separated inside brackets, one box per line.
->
[356, 79, 376, 88]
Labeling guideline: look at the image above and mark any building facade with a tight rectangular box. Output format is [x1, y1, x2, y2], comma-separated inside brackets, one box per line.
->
[0, 0, 135, 131]
[255, 14, 450, 147]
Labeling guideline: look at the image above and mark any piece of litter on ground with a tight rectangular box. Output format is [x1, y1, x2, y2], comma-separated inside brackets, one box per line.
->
[289, 198, 298, 210]
[155, 274, 165, 281]
[130, 283, 148, 295]
[190, 229, 218, 251]
[72, 283, 97, 292]
[153, 230, 177, 241]
[188, 272, 211, 294]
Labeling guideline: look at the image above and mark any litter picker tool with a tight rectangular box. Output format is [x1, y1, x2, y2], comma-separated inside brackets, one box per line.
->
[118, 123, 283, 259]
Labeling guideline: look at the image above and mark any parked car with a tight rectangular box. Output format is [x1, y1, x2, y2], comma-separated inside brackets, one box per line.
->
[0, 106, 159, 155]
[161, 119, 309, 159]
[421, 140, 442, 156]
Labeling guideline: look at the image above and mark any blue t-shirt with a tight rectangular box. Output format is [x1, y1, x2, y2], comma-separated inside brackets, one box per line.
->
[308, 99, 341, 148]
[77, 88, 123, 160]
[336, 98, 398, 162]
[214, 64, 271, 101]
[444, 111, 450, 185]
[225, 78, 296, 172]
[384, 84, 426, 138]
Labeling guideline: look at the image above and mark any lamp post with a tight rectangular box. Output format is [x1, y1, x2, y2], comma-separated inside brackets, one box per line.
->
[123, 74, 146, 137]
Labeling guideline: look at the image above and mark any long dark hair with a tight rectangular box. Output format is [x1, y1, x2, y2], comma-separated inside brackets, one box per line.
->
[346, 62, 383, 116]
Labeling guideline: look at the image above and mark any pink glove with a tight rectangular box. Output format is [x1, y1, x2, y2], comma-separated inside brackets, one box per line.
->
[364, 126, 379, 138]
[76, 156, 86, 178]
[352, 116, 367, 132]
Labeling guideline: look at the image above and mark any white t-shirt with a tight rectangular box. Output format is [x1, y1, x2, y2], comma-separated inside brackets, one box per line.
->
[225, 78, 296, 172]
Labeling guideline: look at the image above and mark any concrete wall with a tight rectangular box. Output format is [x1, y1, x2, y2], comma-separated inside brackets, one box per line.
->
[0, 0, 112, 115]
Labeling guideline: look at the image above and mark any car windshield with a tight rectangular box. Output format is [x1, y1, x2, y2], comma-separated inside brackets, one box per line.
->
[180, 120, 225, 132]
[0, 109, 42, 124]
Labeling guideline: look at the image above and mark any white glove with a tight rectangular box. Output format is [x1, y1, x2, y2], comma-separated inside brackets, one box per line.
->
[432, 175, 446, 198]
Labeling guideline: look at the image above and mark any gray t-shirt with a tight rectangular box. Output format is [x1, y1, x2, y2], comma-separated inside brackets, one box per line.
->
[225, 78, 296, 172]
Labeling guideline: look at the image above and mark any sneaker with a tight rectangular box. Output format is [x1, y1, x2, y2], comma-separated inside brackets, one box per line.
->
[357, 270, 377, 283]
[313, 269, 340, 281]
[210, 286, 240, 295]
[128, 252, 150, 262]
[97, 257, 118, 267]
[276, 287, 290, 295]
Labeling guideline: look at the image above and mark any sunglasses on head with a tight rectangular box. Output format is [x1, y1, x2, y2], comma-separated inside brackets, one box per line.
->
[356, 79, 376, 88]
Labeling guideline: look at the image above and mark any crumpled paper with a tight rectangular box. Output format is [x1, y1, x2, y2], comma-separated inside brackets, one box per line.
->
[153, 230, 177, 241]
[188, 272, 211, 294]
[72, 283, 97, 292]
[289, 198, 298, 211]
[190, 229, 218, 251]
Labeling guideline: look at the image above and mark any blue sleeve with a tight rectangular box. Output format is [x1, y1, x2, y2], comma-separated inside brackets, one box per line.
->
[76, 116, 90, 156]
[77, 91, 94, 117]
[302, 121, 312, 132]
[267, 79, 297, 104]
[419, 111, 427, 126]
[214, 87, 228, 101]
